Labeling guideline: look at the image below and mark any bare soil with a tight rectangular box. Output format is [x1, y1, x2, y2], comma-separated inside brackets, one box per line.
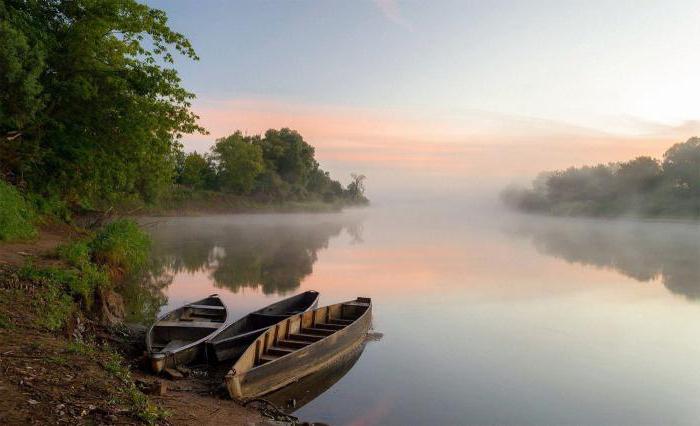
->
[0, 227, 269, 425]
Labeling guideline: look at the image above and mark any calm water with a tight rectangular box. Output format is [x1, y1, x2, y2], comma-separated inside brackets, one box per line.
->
[138, 203, 700, 425]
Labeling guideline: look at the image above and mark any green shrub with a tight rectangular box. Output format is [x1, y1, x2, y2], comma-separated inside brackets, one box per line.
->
[0, 181, 37, 241]
[57, 240, 91, 268]
[89, 220, 151, 273]
[54, 240, 110, 305]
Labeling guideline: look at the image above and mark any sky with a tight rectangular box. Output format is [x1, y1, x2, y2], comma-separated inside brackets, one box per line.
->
[147, 0, 700, 199]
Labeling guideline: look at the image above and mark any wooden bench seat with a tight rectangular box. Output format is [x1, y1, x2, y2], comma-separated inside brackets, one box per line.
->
[186, 304, 225, 310]
[156, 321, 219, 329]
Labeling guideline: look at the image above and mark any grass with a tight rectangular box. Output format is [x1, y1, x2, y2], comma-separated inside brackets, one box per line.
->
[101, 346, 169, 424]
[57, 240, 91, 268]
[90, 220, 151, 273]
[19, 265, 76, 330]
[0, 180, 37, 241]
[0, 312, 13, 329]
[66, 340, 95, 356]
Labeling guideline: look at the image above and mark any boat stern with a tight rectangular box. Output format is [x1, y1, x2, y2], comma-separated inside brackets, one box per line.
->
[150, 353, 167, 373]
[224, 369, 244, 400]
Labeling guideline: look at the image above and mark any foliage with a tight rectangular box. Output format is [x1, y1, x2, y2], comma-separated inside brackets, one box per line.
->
[502, 137, 700, 218]
[0, 180, 37, 241]
[346, 173, 369, 204]
[177, 151, 217, 190]
[173, 128, 369, 206]
[212, 132, 265, 194]
[57, 240, 91, 268]
[90, 220, 151, 273]
[0, 2, 368, 212]
[0, 0, 204, 207]
[257, 128, 317, 185]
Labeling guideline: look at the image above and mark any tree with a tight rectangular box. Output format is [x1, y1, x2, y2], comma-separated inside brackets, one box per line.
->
[616, 156, 662, 194]
[212, 132, 264, 194]
[0, 0, 204, 205]
[663, 137, 700, 195]
[179, 152, 215, 189]
[256, 128, 318, 186]
[346, 173, 368, 203]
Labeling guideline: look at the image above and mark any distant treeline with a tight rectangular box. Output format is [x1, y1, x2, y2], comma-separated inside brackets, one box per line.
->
[502, 137, 700, 218]
[0, 0, 366, 219]
[175, 129, 368, 205]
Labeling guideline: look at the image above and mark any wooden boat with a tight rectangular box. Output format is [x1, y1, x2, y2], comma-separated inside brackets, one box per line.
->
[224, 297, 372, 400]
[146, 294, 228, 373]
[207, 290, 319, 363]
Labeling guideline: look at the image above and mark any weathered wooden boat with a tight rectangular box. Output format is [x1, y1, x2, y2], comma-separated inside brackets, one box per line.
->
[146, 294, 228, 373]
[224, 297, 372, 400]
[207, 290, 319, 363]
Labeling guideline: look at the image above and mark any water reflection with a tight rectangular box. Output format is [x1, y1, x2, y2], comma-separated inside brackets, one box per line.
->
[505, 216, 700, 299]
[147, 216, 361, 295]
[265, 342, 367, 413]
[118, 271, 170, 324]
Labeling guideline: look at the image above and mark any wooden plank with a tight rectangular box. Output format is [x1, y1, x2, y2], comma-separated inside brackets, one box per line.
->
[301, 327, 335, 336]
[267, 346, 294, 356]
[156, 321, 219, 329]
[277, 339, 310, 349]
[289, 333, 323, 342]
[258, 353, 280, 365]
[315, 323, 345, 331]
[186, 304, 225, 310]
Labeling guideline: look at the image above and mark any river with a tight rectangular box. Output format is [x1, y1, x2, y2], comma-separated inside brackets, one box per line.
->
[136, 202, 700, 425]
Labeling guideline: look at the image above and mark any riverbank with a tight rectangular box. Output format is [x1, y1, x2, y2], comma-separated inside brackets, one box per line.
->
[133, 188, 364, 217]
[0, 225, 268, 425]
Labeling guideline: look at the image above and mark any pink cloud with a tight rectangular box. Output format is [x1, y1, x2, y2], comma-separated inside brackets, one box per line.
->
[186, 97, 690, 184]
[373, 0, 413, 30]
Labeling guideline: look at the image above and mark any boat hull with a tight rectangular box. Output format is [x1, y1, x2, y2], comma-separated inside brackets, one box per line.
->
[225, 300, 371, 400]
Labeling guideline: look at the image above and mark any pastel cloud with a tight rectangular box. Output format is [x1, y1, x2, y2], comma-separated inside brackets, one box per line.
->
[188, 97, 690, 186]
[373, 0, 413, 30]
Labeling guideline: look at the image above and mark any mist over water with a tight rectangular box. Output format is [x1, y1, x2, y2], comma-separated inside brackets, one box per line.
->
[138, 200, 700, 425]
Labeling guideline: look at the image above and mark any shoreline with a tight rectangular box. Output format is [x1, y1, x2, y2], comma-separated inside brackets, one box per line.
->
[0, 225, 270, 425]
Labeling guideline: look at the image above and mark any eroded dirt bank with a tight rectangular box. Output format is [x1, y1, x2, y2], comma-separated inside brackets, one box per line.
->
[0, 227, 270, 425]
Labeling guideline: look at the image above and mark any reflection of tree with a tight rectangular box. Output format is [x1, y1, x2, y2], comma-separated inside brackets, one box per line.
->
[506, 218, 700, 299]
[147, 216, 363, 295]
[118, 268, 172, 324]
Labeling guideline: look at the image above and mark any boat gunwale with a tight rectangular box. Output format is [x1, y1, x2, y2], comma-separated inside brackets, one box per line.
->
[250, 290, 319, 316]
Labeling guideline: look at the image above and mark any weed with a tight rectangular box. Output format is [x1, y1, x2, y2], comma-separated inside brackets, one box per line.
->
[0, 181, 37, 241]
[48, 355, 69, 366]
[57, 240, 91, 268]
[0, 312, 14, 329]
[66, 340, 95, 356]
[90, 220, 151, 273]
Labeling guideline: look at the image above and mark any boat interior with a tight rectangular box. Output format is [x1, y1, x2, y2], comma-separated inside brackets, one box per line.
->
[249, 298, 370, 368]
[150, 297, 226, 352]
[213, 291, 319, 343]
[253, 291, 319, 316]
